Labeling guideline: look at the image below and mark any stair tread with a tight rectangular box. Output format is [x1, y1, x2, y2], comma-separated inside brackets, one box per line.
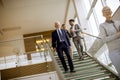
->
[61, 63, 101, 71]
[57, 58, 94, 65]
[56, 56, 91, 62]
[55, 54, 88, 59]
[54, 52, 117, 80]
[59, 61, 97, 68]
[74, 74, 110, 80]
[101, 78, 116, 80]
[65, 70, 108, 78]
[65, 72, 111, 80]
[54, 53, 88, 58]
[64, 68, 108, 76]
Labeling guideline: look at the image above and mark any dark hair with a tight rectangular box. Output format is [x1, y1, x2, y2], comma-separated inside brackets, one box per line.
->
[69, 19, 75, 22]
[62, 24, 65, 27]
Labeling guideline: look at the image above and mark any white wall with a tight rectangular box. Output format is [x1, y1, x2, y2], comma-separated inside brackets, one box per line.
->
[0, 3, 25, 57]
[0, 29, 25, 57]
[0, 0, 68, 34]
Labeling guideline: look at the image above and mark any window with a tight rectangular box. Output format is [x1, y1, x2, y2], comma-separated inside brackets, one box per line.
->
[75, 0, 119, 74]
[74, 17, 79, 24]
[106, 0, 120, 14]
[84, 0, 100, 36]
[89, 13, 99, 36]
[94, 0, 105, 25]
[84, 0, 91, 15]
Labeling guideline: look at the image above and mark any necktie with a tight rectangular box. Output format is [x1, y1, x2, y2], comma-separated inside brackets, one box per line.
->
[58, 30, 63, 41]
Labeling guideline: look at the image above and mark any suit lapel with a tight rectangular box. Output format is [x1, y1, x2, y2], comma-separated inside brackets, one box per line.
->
[75, 24, 78, 30]
[55, 30, 59, 37]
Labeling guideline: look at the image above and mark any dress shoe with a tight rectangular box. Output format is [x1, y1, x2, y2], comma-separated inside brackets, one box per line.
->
[79, 56, 84, 60]
[64, 69, 69, 73]
[70, 70, 76, 73]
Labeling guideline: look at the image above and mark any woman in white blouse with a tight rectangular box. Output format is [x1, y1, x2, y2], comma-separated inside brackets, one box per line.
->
[88, 6, 120, 78]
[99, 6, 120, 78]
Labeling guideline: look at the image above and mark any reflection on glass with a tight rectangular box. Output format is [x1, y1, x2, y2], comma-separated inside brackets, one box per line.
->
[106, 0, 120, 14]
[83, 0, 91, 15]
[94, 0, 105, 25]
[89, 13, 99, 36]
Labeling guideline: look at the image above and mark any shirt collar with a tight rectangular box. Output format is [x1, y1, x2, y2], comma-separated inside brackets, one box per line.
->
[106, 20, 114, 23]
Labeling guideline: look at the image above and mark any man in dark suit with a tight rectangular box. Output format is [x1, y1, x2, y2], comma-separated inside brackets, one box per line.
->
[52, 21, 75, 73]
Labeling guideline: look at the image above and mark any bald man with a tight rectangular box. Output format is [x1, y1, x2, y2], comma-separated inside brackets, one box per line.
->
[52, 21, 75, 73]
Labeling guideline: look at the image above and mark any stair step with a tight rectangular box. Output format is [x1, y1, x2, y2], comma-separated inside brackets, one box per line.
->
[56, 56, 90, 62]
[54, 52, 117, 80]
[65, 70, 108, 78]
[64, 68, 108, 76]
[65, 72, 111, 80]
[54, 53, 87, 58]
[57, 56, 93, 62]
[55, 56, 89, 61]
[61, 64, 103, 73]
[75, 74, 110, 80]
[101, 78, 116, 80]
[58, 59, 95, 66]
[59, 61, 97, 68]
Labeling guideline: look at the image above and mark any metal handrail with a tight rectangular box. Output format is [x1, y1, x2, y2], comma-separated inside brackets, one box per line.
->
[0, 34, 59, 80]
[81, 31, 103, 53]
[82, 32, 101, 39]
[44, 39, 65, 80]
[86, 51, 119, 78]
[35, 35, 55, 80]
[83, 32, 119, 77]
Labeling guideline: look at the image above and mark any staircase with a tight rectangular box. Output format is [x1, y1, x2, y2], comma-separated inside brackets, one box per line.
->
[54, 52, 118, 80]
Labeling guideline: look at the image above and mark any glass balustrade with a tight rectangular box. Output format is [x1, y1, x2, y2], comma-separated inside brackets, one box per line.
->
[0, 36, 52, 69]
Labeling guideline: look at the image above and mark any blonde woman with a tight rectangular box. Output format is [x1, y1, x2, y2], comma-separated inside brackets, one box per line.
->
[99, 6, 120, 78]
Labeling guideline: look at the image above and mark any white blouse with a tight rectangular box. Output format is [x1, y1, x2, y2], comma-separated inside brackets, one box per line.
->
[88, 20, 120, 54]
[99, 20, 120, 52]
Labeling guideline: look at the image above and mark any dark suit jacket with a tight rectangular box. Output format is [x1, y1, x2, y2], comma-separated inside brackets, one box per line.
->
[65, 30, 72, 38]
[52, 29, 71, 49]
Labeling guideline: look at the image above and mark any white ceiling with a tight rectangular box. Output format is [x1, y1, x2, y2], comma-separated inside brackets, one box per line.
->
[0, 0, 75, 35]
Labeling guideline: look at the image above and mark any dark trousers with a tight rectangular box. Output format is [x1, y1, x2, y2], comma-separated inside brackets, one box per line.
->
[57, 42, 74, 71]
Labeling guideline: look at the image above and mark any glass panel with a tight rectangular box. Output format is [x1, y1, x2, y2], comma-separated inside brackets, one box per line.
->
[83, 0, 91, 15]
[94, 0, 105, 25]
[89, 0, 94, 4]
[0, 35, 52, 69]
[97, 45, 118, 73]
[89, 13, 99, 36]
[74, 17, 79, 24]
[106, 0, 120, 14]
